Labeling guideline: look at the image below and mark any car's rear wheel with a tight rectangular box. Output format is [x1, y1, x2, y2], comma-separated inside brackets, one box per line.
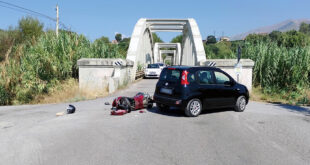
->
[235, 96, 247, 112]
[147, 103, 153, 109]
[184, 98, 202, 117]
[156, 103, 169, 112]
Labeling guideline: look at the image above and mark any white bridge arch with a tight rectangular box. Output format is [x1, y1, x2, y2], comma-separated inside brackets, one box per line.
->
[126, 18, 206, 80]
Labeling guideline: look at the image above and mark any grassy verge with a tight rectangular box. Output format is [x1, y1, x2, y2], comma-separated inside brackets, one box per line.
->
[250, 86, 310, 106]
[28, 78, 108, 105]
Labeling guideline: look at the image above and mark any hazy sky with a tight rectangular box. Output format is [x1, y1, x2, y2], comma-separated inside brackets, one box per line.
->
[0, 0, 310, 42]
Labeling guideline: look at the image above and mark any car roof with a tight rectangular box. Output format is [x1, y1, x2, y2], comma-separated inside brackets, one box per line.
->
[166, 65, 222, 71]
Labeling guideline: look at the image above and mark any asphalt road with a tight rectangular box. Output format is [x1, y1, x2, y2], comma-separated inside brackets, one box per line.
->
[1, 79, 310, 165]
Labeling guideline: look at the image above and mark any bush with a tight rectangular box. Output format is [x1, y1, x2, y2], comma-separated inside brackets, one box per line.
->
[0, 29, 127, 104]
[0, 85, 10, 105]
[205, 41, 235, 59]
[243, 41, 310, 90]
[17, 16, 44, 44]
[205, 33, 310, 104]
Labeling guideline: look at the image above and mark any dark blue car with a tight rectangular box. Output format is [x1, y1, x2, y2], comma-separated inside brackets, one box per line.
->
[153, 66, 249, 117]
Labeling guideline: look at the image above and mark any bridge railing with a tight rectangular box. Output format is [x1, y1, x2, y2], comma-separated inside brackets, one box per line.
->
[135, 70, 145, 80]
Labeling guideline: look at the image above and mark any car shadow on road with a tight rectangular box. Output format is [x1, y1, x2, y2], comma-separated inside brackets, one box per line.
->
[201, 108, 234, 115]
[146, 107, 184, 117]
[147, 106, 234, 117]
[273, 103, 310, 116]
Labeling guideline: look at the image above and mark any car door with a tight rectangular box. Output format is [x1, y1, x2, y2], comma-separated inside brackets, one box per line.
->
[196, 70, 219, 109]
[213, 71, 236, 107]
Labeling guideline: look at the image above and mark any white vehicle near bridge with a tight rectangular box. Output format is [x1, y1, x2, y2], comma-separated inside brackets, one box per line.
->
[144, 64, 162, 78]
[154, 63, 166, 70]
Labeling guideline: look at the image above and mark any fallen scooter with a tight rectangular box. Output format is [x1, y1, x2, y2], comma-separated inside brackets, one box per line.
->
[111, 92, 153, 115]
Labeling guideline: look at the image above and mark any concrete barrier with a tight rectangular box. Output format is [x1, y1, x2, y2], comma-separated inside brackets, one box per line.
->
[77, 58, 254, 93]
[77, 58, 134, 94]
[201, 59, 255, 91]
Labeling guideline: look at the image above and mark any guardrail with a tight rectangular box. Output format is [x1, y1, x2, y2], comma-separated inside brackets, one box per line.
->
[135, 70, 144, 80]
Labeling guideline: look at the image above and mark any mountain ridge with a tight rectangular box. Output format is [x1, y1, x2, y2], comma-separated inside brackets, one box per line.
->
[231, 19, 310, 40]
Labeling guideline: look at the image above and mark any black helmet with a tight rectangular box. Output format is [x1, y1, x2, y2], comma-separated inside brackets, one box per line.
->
[67, 104, 76, 114]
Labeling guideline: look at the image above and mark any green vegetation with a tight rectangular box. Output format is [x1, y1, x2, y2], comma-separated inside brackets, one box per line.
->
[204, 41, 235, 59]
[0, 17, 129, 105]
[206, 35, 216, 44]
[299, 22, 310, 35]
[171, 35, 183, 44]
[115, 33, 122, 42]
[152, 33, 163, 43]
[244, 41, 310, 105]
[205, 23, 310, 105]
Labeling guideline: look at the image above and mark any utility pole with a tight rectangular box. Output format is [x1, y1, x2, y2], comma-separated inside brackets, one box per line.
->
[56, 5, 59, 37]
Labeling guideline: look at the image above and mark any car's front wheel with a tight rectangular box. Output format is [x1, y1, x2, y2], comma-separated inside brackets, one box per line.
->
[184, 98, 202, 117]
[235, 96, 247, 112]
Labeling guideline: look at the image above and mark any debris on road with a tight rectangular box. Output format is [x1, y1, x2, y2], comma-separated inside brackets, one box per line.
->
[139, 110, 145, 113]
[111, 109, 127, 115]
[56, 112, 65, 116]
[67, 105, 76, 114]
[105, 102, 110, 105]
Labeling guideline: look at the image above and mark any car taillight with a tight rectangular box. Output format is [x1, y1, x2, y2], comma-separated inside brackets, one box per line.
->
[181, 70, 189, 85]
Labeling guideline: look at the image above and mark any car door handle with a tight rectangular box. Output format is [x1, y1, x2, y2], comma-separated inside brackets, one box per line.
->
[235, 88, 240, 91]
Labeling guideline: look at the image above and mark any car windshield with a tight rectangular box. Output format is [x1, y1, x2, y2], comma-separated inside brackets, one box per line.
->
[159, 69, 181, 82]
[147, 64, 159, 68]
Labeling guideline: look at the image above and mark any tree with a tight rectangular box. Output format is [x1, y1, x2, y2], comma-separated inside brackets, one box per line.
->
[245, 34, 268, 44]
[269, 31, 283, 46]
[17, 16, 44, 43]
[282, 30, 309, 47]
[121, 37, 130, 43]
[0, 28, 18, 61]
[269, 31, 282, 40]
[95, 36, 110, 43]
[204, 41, 234, 59]
[171, 35, 183, 43]
[118, 37, 131, 56]
[299, 22, 310, 34]
[206, 35, 216, 44]
[152, 33, 163, 43]
[115, 33, 122, 42]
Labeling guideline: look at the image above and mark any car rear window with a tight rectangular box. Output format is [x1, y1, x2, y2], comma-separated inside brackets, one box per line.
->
[159, 69, 181, 82]
[147, 64, 159, 68]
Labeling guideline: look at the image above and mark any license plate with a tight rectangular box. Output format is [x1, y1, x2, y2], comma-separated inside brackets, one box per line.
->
[150, 72, 156, 75]
[160, 88, 172, 95]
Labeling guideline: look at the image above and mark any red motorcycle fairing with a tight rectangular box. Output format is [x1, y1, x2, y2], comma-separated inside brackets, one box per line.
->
[112, 97, 122, 107]
[111, 92, 153, 112]
[134, 94, 144, 109]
